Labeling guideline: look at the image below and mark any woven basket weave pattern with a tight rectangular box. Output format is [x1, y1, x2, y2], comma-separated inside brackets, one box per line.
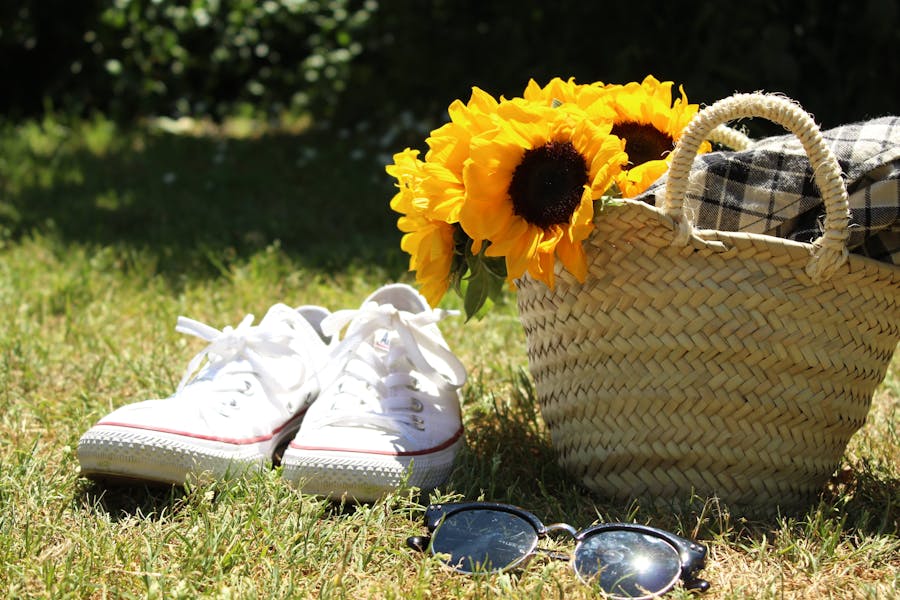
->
[516, 94, 900, 510]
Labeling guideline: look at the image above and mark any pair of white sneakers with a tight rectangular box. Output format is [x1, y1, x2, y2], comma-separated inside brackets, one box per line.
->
[76, 284, 467, 502]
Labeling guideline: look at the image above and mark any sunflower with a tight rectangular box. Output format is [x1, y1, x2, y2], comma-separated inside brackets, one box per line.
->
[601, 75, 708, 197]
[458, 100, 627, 288]
[387, 149, 456, 306]
[388, 88, 508, 306]
[386, 76, 705, 316]
[525, 75, 707, 198]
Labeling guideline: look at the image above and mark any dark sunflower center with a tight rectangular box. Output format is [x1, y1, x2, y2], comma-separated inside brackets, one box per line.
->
[610, 121, 674, 167]
[508, 140, 589, 229]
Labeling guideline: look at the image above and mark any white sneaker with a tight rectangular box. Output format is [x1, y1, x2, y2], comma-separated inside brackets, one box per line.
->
[281, 284, 467, 501]
[77, 304, 331, 485]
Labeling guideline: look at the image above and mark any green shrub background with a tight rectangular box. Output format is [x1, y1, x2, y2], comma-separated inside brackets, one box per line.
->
[2, 0, 897, 129]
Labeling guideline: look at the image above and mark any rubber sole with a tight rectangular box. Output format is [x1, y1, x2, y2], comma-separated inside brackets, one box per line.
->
[281, 432, 464, 502]
[77, 413, 304, 485]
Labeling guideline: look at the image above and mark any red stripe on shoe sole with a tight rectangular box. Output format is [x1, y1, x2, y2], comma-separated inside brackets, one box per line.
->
[96, 408, 306, 445]
[288, 425, 463, 457]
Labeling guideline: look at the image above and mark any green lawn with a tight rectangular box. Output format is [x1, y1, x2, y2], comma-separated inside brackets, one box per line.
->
[0, 115, 897, 598]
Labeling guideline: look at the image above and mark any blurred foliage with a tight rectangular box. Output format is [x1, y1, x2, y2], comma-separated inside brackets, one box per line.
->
[335, 0, 899, 138]
[1, 0, 376, 120]
[1, 0, 897, 130]
[0, 110, 402, 276]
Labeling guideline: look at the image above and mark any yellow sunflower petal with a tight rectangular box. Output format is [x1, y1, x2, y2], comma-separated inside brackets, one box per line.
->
[565, 190, 596, 242]
[388, 149, 428, 215]
[397, 219, 455, 306]
[458, 129, 526, 244]
[554, 234, 588, 282]
[426, 87, 501, 175]
[387, 148, 457, 306]
[420, 162, 465, 222]
[572, 121, 628, 197]
[499, 228, 543, 282]
[522, 77, 608, 111]
[531, 242, 559, 287]
[616, 159, 669, 198]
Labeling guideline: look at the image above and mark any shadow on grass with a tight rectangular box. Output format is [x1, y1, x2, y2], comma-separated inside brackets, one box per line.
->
[447, 366, 900, 540]
[77, 478, 189, 522]
[818, 466, 900, 536]
[1, 119, 408, 286]
[75, 469, 383, 527]
[446, 367, 638, 525]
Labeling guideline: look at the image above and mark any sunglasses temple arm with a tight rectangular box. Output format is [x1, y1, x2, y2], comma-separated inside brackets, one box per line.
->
[683, 575, 711, 594]
[680, 542, 710, 594]
[406, 535, 431, 553]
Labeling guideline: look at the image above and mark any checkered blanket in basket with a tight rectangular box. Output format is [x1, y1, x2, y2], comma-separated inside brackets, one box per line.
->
[637, 116, 900, 265]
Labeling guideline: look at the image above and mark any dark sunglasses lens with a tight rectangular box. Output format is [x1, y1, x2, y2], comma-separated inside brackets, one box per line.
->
[430, 509, 538, 574]
[574, 530, 681, 599]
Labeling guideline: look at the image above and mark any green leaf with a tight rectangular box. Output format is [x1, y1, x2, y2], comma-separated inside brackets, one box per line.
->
[595, 182, 625, 211]
[463, 261, 492, 320]
[449, 234, 509, 319]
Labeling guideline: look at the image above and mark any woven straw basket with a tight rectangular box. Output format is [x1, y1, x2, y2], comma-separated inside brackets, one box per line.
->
[516, 93, 900, 511]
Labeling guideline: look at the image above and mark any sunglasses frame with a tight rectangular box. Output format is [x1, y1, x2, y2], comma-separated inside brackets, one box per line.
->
[407, 501, 710, 596]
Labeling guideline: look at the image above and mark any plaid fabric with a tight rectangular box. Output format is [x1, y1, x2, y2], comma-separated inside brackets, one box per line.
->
[637, 116, 900, 265]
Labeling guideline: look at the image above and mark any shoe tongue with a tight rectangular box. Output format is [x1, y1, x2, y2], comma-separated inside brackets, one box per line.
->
[194, 356, 255, 382]
[196, 306, 305, 390]
[258, 303, 298, 328]
[371, 328, 393, 356]
[198, 352, 304, 395]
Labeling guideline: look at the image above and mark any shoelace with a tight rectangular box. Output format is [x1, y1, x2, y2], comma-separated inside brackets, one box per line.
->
[314, 302, 466, 432]
[174, 306, 311, 400]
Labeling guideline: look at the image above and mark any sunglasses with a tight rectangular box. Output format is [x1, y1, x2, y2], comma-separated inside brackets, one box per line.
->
[407, 502, 710, 599]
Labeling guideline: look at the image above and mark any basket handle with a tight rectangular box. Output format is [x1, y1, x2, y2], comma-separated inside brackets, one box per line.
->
[708, 124, 753, 151]
[662, 93, 851, 282]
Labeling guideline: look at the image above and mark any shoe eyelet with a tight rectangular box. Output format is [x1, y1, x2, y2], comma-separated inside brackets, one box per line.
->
[409, 398, 424, 412]
[412, 415, 426, 430]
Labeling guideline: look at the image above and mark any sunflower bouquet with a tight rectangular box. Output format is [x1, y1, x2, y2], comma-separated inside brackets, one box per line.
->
[386, 75, 707, 317]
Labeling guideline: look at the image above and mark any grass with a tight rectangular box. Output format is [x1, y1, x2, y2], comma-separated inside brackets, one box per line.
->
[0, 114, 897, 599]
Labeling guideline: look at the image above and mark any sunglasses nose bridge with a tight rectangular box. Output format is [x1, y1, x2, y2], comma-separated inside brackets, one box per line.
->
[543, 522, 578, 538]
